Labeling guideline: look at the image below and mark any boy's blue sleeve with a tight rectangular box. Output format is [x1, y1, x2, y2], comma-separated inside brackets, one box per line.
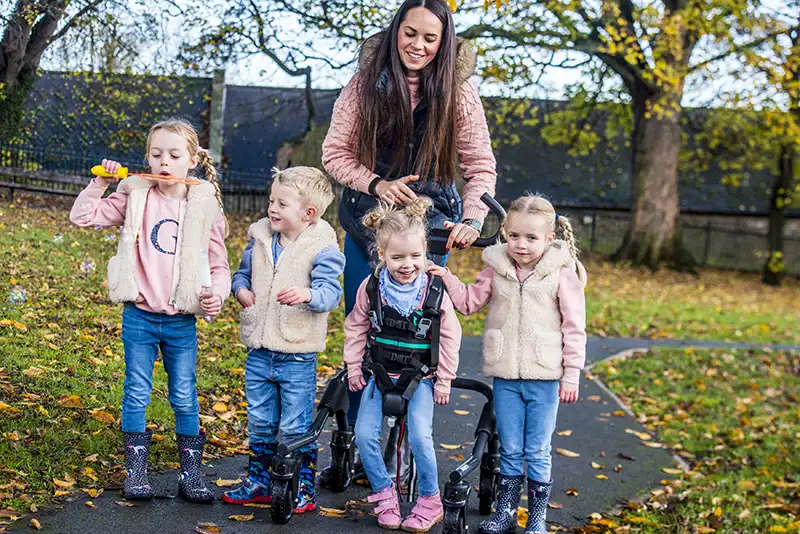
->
[231, 239, 255, 299]
[307, 246, 346, 313]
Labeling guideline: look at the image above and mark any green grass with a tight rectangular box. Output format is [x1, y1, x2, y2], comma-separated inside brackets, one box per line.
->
[589, 347, 800, 533]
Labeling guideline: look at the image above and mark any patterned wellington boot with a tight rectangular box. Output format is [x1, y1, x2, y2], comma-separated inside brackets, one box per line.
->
[222, 442, 276, 504]
[524, 479, 552, 534]
[294, 449, 318, 513]
[176, 432, 214, 503]
[122, 431, 154, 500]
[478, 474, 524, 534]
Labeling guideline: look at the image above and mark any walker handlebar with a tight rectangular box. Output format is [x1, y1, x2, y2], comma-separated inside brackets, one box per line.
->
[428, 193, 505, 256]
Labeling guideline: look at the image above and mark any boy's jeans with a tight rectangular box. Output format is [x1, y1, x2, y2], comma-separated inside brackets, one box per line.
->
[354, 377, 439, 496]
[120, 303, 199, 435]
[245, 349, 317, 453]
[493, 378, 560, 482]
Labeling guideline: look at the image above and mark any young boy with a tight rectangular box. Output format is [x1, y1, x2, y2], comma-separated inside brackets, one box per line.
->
[222, 167, 345, 513]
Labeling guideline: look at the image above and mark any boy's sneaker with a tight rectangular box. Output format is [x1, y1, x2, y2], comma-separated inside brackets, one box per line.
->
[222, 442, 276, 505]
[294, 450, 317, 513]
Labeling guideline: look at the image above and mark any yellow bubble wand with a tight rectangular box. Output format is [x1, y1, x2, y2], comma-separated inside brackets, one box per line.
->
[91, 165, 203, 186]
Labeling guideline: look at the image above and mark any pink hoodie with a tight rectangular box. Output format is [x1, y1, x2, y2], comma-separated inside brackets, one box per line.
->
[322, 73, 497, 222]
[344, 276, 462, 395]
[442, 265, 586, 386]
[70, 178, 231, 315]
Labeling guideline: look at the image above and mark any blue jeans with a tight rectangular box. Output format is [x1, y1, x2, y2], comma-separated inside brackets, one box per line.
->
[493, 378, 560, 483]
[120, 303, 199, 435]
[245, 349, 317, 453]
[344, 233, 449, 425]
[354, 377, 439, 496]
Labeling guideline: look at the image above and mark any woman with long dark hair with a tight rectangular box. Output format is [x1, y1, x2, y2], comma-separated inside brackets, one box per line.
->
[322, 0, 496, 426]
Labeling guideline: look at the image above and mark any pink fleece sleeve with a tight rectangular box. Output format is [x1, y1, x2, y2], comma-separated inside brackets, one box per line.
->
[321, 73, 379, 194]
[208, 212, 231, 303]
[434, 291, 462, 395]
[558, 267, 587, 386]
[69, 178, 127, 227]
[456, 81, 497, 222]
[343, 277, 372, 381]
[441, 266, 494, 316]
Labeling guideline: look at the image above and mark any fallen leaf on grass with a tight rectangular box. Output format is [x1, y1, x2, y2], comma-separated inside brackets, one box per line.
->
[29, 504, 37, 513]
[195, 523, 221, 534]
[214, 478, 242, 487]
[212, 403, 228, 413]
[662, 468, 683, 475]
[556, 448, 580, 457]
[22, 367, 45, 378]
[642, 441, 663, 448]
[90, 411, 115, 424]
[30, 518, 41, 530]
[556, 430, 572, 436]
[319, 507, 346, 517]
[53, 478, 74, 489]
[440, 444, 461, 450]
[82, 488, 103, 498]
[0, 402, 21, 416]
[54, 490, 70, 497]
[115, 501, 137, 507]
[58, 395, 84, 408]
[738, 509, 751, 519]
[228, 514, 253, 521]
[453, 410, 470, 416]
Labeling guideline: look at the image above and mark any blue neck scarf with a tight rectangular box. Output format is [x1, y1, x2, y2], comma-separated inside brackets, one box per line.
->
[379, 268, 427, 317]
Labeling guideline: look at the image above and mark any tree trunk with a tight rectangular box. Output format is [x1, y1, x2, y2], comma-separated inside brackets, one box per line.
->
[762, 143, 792, 286]
[613, 90, 696, 272]
[0, 0, 69, 141]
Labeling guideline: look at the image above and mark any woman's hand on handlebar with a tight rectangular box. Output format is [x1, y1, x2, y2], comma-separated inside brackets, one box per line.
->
[373, 175, 419, 205]
[433, 390, 450, 405]
[444, 220, 480, 251]
[348, 374, 367, 392]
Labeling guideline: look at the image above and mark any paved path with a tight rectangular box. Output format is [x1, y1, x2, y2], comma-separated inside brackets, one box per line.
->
[9, 337, 796, 533]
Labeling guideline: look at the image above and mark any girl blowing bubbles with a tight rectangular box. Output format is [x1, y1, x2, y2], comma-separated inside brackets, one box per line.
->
[345, 198, 462, 532]
[428, 195, 587, 534]
[70, 119, 230, 503]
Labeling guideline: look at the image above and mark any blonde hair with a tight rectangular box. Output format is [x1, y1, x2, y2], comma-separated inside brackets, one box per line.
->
[503, 194, 586, 284]
[271, 166, 335, 218]
[362, 197, 432, 271]
[146, 118, 228, 236]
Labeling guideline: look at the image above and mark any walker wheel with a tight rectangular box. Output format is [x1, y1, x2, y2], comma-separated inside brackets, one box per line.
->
[442, 505, 466, 534]
[479, 470, 497, 516]
[270, 478, 296, 524]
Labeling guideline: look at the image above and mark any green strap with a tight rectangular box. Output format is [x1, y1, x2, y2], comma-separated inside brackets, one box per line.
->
[374, 336, 432, 350]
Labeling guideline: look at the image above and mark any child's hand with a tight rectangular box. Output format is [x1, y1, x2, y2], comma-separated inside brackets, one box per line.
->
[199, 290, 223, 317]
[96, 158, 123, 187]
[559, 382, 579, 404]
[236, 288, 256, 308]
[277, 286, 311, 306]
[426, 264, 448, 277]
[433, 390, 449, 405]
[348, 375, 366, 392]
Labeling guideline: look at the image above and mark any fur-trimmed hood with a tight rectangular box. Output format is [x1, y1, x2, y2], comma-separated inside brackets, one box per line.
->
[358, 31, 477, 82]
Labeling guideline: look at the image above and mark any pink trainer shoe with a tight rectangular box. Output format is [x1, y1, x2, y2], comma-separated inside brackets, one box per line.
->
[401, 492, 444, 533]
[368, 483, 402, 530]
